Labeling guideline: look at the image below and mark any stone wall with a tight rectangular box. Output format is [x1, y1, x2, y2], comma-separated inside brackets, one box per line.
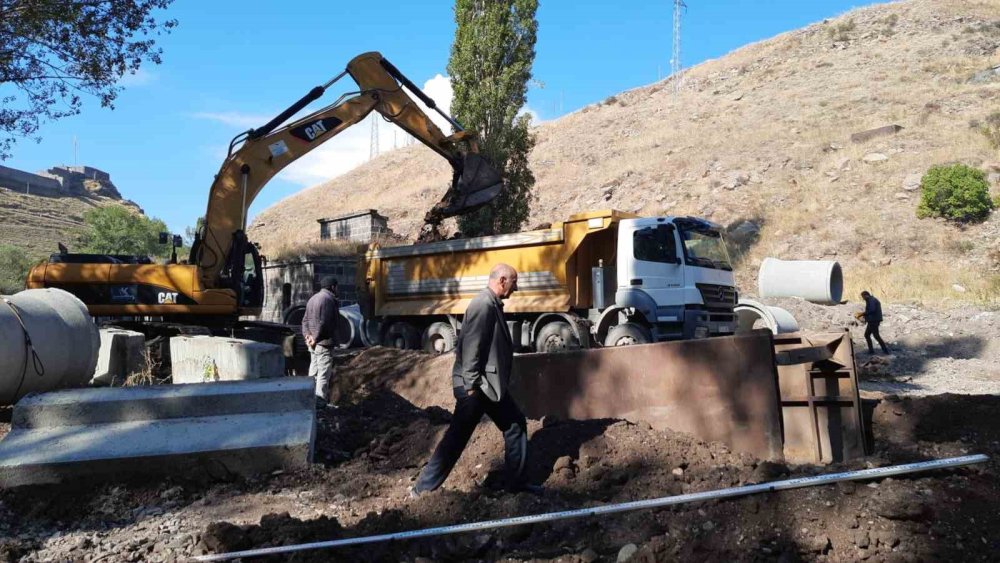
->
[318, 210, 390, 243]
[0, 165, 63, 196]
[0, 164, 117, 198]
[259, 256, 360, 323]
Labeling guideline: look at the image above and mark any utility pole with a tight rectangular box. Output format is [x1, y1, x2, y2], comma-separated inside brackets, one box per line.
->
[73, 136, 78, 165]
[369, 114, 379, 160]
[672, 0, 686, 95]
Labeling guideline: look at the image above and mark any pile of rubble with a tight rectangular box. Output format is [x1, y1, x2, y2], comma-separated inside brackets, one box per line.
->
[0, 348, 997, 562]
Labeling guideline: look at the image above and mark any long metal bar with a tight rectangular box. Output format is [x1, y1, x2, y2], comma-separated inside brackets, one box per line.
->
[191, 454, 987, 562]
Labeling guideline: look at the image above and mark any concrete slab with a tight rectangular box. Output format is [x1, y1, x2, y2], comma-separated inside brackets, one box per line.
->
[92, 328, 146, 386]
[170, 336, 284, 384]
[0, 378, 315, 488]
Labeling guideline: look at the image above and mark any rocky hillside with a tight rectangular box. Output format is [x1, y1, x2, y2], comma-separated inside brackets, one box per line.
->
[250, 0, 1000, 308]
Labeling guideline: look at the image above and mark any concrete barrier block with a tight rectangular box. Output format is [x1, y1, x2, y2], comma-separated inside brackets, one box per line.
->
[0, 378, 316, 488]
[92, 328, 146, 386]
[170, 336, 284, 384]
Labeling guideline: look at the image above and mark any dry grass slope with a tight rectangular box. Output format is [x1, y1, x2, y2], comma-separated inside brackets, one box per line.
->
[0, 188, 139, 261]
[250, 0, 1000, 308]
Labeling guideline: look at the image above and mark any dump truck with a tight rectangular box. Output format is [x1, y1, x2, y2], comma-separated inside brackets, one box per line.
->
[359, 209, 739, 353]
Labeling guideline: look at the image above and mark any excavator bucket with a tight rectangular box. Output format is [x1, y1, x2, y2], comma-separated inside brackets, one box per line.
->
[425, 153, 503, 224]
[510, 330, 868, 463]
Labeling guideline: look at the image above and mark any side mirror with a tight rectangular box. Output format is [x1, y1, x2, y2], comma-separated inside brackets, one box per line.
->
[158, 232, 169, 244]
[172, 235, 183, 247]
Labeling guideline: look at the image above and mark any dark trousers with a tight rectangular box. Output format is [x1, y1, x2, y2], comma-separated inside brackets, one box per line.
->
[865, 321, 889, 353]
[414, 386, 527, 493]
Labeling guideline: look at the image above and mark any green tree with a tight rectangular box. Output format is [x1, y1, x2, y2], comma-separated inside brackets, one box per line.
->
[916, 164, 995, 223]
[0, 1, 177, 160]
[0, 244, 33, 294]
[79, 205, 170, 257]
[450, 0, 538, 236]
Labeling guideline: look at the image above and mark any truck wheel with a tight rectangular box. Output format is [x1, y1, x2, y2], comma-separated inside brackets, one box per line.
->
[282, 305, 306, 326]
[422, 322, 457, 354]
[535, 321, 580, 354]
[385, 321, 420, 350]
[604, 323, 653, 347]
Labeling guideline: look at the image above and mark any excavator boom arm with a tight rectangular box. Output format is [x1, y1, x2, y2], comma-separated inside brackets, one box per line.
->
[196, 52, 502, 290]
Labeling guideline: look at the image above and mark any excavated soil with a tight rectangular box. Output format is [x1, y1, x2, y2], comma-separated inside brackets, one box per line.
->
[1, 348, 998, 562]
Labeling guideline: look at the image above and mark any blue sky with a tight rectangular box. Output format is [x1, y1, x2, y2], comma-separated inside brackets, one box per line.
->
[5, 0, 874, 234]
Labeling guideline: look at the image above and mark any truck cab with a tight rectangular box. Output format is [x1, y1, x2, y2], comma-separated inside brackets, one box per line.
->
[607, 216, 737, 344]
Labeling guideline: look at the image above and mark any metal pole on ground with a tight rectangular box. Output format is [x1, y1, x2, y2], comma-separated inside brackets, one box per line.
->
[191, 454, 989, 562]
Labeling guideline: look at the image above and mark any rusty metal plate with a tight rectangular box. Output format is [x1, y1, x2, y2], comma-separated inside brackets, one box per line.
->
[510, 331, 784, 460]
[774, 331, 868, 464]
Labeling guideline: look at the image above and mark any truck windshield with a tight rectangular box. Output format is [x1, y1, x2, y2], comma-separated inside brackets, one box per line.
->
[679, 227, 732, 271]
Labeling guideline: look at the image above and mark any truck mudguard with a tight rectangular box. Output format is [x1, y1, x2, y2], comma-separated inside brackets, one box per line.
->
[614, 288, 659, 325]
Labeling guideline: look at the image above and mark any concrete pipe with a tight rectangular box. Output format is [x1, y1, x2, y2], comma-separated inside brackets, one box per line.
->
[758, 258, 843, 305]
[359, 318, 382, 348]
[336, 304, 363, 349]
[0, 288, 99, 406]
[735, 298, 801, 335]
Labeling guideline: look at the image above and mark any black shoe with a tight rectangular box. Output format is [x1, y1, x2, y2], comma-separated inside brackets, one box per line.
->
[315, 396, 329, 409]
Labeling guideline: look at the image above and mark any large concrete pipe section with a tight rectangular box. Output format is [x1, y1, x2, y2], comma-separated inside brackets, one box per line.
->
[359, 318, 382, 348]
[0, 288, 99, 406]
[758, 258, 843, 305]
[337, 304, 363, 349]
[735, 298, 800, 335]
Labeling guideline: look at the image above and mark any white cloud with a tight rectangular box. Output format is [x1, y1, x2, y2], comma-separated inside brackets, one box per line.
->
[192, 111, 271, 129]
[519, 105, 544, 125]
[119, 68, 158, 87]
[278, 123, 372, 186]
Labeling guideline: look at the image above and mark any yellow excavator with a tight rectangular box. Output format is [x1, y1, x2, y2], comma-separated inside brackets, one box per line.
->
[26, 52, 502, 339]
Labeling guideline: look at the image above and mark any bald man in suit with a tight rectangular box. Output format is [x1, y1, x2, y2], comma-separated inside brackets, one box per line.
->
[411, 263, 541, 496]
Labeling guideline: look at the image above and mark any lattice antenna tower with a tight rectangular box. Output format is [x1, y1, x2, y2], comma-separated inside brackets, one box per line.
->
[369, 114, 380, 160]
[672, 0, 686, 94]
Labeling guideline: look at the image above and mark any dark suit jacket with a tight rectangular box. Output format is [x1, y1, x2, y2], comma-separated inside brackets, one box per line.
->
[452, 287, 513, 402]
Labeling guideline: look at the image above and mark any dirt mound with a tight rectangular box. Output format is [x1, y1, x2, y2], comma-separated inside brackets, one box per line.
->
[2, 348, 998, 562]
[195, 350, 1000, 562]
[328, 346, 454, 408]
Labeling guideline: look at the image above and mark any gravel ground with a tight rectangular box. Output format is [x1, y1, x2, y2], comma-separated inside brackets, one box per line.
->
[761, 298, 1000, 396]
[2, 346, 999, 562]
[1, 300, 997, 561]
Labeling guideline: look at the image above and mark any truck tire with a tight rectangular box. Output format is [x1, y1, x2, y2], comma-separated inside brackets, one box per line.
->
[282, 305, 306, 326]
[422, 322, 457, 354]
[535, 320, 580, 354]
[604, 323, 653, 347]
[385, 321, 420, 350]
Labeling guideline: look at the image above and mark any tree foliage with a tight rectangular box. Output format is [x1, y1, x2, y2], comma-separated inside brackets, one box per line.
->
[916, 164, 995, 223]
[0, 244, 32, 294]
[450, 0, 538, 236]
[79, 205, 170, 257]
[0, 0, 177, 159]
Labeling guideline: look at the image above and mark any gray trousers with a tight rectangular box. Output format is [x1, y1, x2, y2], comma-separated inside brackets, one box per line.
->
[308, 345, 333, 400]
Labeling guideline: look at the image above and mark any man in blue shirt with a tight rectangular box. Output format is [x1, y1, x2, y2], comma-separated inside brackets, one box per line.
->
[861, 291, 889, 354]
